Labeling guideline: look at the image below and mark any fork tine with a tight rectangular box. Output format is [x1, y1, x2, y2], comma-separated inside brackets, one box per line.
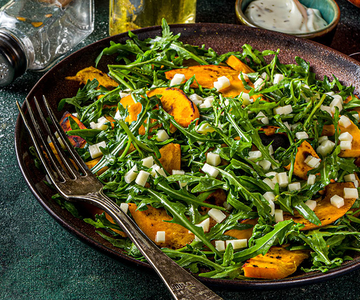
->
[16, 99, 66, 184]
[41, 95, 91, 176]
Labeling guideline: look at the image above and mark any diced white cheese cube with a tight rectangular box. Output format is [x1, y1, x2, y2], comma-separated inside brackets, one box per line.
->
[318, 136, 329, 144]
[274, 105, 293, 115]
[268, 145, 274, 155]
[354, 113, 360, 122]
[340, 141, 352, 150]
[170, 73, 186, 86]
[226, 239, 247, 250]
[330, 97, 343, 114]
[141, 156, 154, 168]
[295, 131, 309, 140]
[344, 187, 359, 199]
[339, 116, 352, 128]
[261, 72, 268, 80]
[254, 78, 265, 90]
[172, 169, 187, 187]
[268, 199, 275, 216]
[135, 170, 150, 187]
[305, 200, 317, 211]
[150, 164, 166, 178]
[114, 109, 121, 120]
[288, 182, 301, 191]
[238, 72, 249, 81]
[274, 209, 284, 223]
[307, 174, 316, 185]
[320, 105, 332, 116]
[119, 91, 130, 98]
[89, 141, 106, 159]
[199, 97, 214, 109]
[155, 231, 166, 243]
[196, 123, 215, 134]
[256, 111, 269, 125]
[240, 92, 252, 106]
[124, 165, 138, 183]
[189, 93, 204, 106]
[330, 195, 345, 208]
[215, 240, 226, 251]
[248, 150, 262, 161]
[201, 163, 219, 178]
[206, 152, 221, 167]
[304, 155, 321, 168]
[120, 203, 129, 214]
[344, 174, 356, 182]
[317, 140, 335, 156]
[277, 172, 289, 188]
[197, 218, 210, 233]
[208, 208, 226, 223]
[263, 191, 276, 202]
[214, 76, 231, 91]
[96, 116, 109, 130]
[259, 159, 271, 171]
[156, 129, 169, 142]
[339, 132, 353, 142]
[273, 73, 284, 85]
[266, 172, 278, 184]
[263, 178, 275, 190]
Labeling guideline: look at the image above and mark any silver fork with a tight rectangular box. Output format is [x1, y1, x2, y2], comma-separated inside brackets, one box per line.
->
[16, 96, 223, 300]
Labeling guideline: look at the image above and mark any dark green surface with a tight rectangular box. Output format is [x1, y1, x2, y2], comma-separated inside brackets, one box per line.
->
[2, 0, 360, 299]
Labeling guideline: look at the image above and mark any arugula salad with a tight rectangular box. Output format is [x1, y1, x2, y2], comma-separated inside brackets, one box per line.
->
[54, 20, 360, 280]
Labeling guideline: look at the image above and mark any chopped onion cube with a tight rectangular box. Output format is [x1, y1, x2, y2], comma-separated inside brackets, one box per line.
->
[248, 150, 262, 161]
[254, 78, 265, 90]
[344, 174, 356, 182]
[263, 191, 276, 202]
[197, 218, 210, 233]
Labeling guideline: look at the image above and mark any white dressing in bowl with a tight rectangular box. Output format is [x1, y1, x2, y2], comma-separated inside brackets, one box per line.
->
[244, 0, 328, 34]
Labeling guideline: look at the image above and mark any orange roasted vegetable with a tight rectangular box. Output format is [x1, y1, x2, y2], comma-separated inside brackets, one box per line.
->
[158, 143, 181, 174]
[339, 119, 360, 157]
[128, 203, 194, 249]
[120, 87, 199, 133]
[242, 247, 309, 279]
[226, 55, 255, 74]
[284, 182, 357, 230]
[60, 112, 87, 148]
[285, 141, 320, 180]
[165, 65, 263, 100]
[225, 219, 257, 240]
[66, 66, 118, 89]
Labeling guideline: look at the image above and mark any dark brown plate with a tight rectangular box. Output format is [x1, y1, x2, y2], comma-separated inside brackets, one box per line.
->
[15, 23, 360, 289]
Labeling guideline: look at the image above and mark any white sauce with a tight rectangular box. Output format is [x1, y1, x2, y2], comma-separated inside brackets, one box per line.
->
[244, 0, 328, 34]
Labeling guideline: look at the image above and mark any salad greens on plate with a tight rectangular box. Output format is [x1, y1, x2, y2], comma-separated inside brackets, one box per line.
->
[50, 20, 360, 280]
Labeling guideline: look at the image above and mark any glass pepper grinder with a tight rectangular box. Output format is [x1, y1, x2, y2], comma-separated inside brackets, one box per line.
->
[0, 0, 94, 87]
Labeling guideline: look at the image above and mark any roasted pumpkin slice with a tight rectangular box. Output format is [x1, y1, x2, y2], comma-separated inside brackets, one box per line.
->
[285, 140, 320, 180]
[225, 219, 257, 240]
[66, 66, 118, 89]
[339, 119, 360, 157]
[284, 182, 356, 230]
[226, 55, 255, 74]
[128, 204, 194, 249]
[120, 87, 199, 133]
[60, 112, 87, 148]
[158, 143, 181, 174]
[242, 247, 309, 279]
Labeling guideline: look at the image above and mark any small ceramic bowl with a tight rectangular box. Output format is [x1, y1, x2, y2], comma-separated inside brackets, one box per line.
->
[235, 0, 340, 44]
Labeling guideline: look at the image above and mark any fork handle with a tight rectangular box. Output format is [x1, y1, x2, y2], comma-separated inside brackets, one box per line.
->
[81, 190, 223, 300]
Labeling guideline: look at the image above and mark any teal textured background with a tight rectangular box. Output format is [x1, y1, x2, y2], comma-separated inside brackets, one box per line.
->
[2, 0, 360, 299]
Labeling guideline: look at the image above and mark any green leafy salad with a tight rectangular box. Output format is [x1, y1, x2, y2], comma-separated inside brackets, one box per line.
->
[54, 20, 360, 280]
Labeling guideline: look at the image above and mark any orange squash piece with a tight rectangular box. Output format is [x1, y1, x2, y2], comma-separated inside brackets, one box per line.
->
[339, 120, 360, 157]
[128, 203, 194, 249]
[225, 219, 257, 240]
[226, 55, 255, 74]
[120, 87, 199, 133]
[243, 247, 309, 279]
[158, 143, 181, 174]
[284, 182, 356, 230]
[60, 112, 87, 148]
[66, 66, 118, 89]
[165, 65, 255, 99]
[285, 141, 320, 180]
